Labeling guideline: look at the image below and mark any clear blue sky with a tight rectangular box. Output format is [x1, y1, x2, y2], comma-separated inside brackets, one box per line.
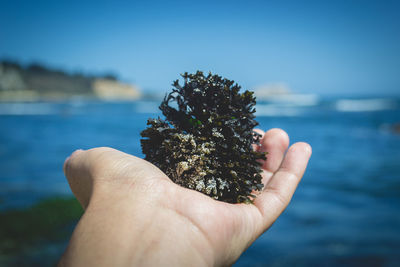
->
[1, 0, 399, 95]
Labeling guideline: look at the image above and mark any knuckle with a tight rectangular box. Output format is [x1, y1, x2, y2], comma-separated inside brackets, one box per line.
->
[84, 147, 127, 178]
[86, 147, 114, 156]
[85, 147, 115, 165]
[68, 149, 84, 162]
[64, 147, 116, 179]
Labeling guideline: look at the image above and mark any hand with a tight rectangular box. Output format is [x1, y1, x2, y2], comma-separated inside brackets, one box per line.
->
[59, 128, 311, 267]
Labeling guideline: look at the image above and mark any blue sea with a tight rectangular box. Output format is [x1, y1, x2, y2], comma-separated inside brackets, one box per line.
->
[0, 96, 400, 266]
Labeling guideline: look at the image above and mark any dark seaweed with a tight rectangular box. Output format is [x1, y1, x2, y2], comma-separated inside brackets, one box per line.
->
[141, 71, 266, 203]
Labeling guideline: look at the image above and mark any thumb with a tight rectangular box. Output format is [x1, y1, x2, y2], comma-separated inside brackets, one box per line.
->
[63, 148, 95, 209]
[63, 147, 170, 209]
[63, 147, 120, 209]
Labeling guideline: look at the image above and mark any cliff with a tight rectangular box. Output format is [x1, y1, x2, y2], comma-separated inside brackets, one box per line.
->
[0, 61, 141, 101]
[92, 79, 141, 101]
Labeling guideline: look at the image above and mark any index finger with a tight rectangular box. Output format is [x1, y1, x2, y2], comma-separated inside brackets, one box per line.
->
[254, 142, 312, 229]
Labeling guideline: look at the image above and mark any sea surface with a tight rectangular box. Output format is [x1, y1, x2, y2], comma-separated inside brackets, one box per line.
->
[0, 96, 400, 266]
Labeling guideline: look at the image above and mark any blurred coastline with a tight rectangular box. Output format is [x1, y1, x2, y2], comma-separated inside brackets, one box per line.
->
[0, 60, 142, 102]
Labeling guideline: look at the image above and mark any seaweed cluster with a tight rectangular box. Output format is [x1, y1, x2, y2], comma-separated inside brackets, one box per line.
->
[141, 71, 266, 203]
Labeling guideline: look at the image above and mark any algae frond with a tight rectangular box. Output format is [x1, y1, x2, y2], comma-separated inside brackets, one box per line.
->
[141, 71, 266, 203]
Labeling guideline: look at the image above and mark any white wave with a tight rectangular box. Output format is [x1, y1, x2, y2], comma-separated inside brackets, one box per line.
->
[259, 94, 319, 106]
[0, 103, 57, 115]
[256, 104, 302, 117]
[335, 99, 397, 112]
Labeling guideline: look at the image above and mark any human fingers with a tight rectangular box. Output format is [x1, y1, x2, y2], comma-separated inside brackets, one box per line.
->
[258, 128, 290, 184]
[254, 142, 311, 231]
[64, 147, 170, 209]
[64, 147, 143, 209]
[63, 147, 120, 208]
[253, 129, 264, 136]
[252, 129, 264, 151]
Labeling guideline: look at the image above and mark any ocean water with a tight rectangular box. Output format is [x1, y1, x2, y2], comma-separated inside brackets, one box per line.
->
[0, 96, 400, 266]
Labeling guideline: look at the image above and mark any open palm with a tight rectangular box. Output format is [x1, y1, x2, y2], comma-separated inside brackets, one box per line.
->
[61, 128, 311, 266]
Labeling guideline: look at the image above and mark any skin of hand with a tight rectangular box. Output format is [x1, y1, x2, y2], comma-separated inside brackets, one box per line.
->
[58, 128, 311, 267]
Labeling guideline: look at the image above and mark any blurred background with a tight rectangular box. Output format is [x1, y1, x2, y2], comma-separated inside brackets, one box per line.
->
[1, 0, 399, 266]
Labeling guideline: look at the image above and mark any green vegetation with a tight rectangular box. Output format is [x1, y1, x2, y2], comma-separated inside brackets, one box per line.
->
[0, 197, 83, 256]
